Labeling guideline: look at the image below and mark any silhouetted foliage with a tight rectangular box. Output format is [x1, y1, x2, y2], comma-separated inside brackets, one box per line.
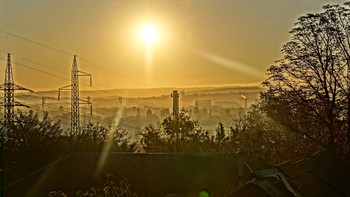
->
[235, 105, 320, 166]
[2, 110, 65, 183]
[48, 191, 68, 197]
[139, 124, 167, 152]
[262, 1, 350, 159]
[49, 175, 137, 197]
[2, 110, 136, 184]
[110, 127, 137, 152]
[75, 175, 137, 197]
[139, 109, 215, 153]
[71, 121, 109, 151]
[214, 122, 229, 152]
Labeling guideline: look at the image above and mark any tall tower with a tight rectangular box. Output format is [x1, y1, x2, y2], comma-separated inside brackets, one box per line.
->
[171, 90, 179, 118]
[58, 55, 92, 135]
[70, 56, 80, 133]
[0, 53, 32, 126]
[0, 53, 32, 196]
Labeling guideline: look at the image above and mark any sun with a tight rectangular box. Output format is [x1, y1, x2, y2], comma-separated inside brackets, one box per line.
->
[139, 24, 159, 45]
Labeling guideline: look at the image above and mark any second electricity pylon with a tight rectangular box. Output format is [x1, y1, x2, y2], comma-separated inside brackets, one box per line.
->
[0, 53, 32, 127]
[58, 55, 92, 135]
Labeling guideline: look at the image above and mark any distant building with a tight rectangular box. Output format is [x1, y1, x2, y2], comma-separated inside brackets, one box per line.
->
[195, 100, 211, 109]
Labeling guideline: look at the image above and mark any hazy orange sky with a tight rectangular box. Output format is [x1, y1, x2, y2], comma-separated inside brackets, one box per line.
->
[0, 0, 347, 90]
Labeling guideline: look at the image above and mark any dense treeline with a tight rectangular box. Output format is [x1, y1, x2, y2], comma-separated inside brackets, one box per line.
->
[0, 106, 320, 185]
[1, 110, 136, 184]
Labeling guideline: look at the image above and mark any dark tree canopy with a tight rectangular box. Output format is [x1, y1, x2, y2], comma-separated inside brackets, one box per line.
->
[1, 110, 136, 184]
[262, 2, 350, 158]
[139, 109, 215, 153]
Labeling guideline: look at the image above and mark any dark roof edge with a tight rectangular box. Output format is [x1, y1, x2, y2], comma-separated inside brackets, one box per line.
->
[68, 151, 243, 157]
[4, 152, 243, 189]
[4, 152, 74, 189]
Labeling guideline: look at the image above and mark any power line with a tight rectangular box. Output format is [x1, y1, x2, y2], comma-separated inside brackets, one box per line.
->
[1, 54, 144, 106]
[0, 29, 73, 56]
[22, 58, 67, 75]
[78, 57, 147, 87]
[14, 61, 122, 104]
[0, 31, 223, 130]
[0, 29, 152, 88]
[0, 55, 218, 135]
[0, 57, 69, 81]
[16, 93, 219, 132]
[16, 94, 150, 131]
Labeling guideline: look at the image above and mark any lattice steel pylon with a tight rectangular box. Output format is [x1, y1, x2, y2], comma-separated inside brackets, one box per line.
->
[58, 55, 92, 135]
[0, 53, 32, 127]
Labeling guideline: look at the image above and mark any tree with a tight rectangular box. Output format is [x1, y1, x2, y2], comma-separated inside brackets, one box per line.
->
[139, 124, 168, 152]
[71, 121, 136, 152]
[73, 121, 109, 151]
[110, 127, 137, 152]
[161, 109, 211, 152]
[2, 110, 65, 183]
[50, 174, 137, 197]
[214, 122, 229, 152]
[238, 105, 317, 166]
[139, 109, 215, 153]
[262, 2, 350, 158]
[78, 175, 137, 197]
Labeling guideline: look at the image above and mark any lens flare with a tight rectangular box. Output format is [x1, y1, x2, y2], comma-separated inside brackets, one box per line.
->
[188, 45, 261, 77]
[94, 107, 124, 177]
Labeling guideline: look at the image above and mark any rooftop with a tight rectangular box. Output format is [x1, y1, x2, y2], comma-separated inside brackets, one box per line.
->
[5, 153, 243, 197]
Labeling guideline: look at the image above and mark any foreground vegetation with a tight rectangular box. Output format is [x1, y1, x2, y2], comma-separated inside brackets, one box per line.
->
[0, 105, 325, 185]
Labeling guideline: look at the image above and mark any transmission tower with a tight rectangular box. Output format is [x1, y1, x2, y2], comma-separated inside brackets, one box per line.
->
[0, 53, 32, 197]
[0, 53, 32, 126]
[58, 55, 92, 135]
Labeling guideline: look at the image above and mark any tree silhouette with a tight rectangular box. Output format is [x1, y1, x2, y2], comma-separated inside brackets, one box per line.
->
[2, 110, 64, 183]
[139, 109, 215, 153]
[67, 121, 136, 152]
[50, 174, 137, 197]
[139, 124, 167, 152]
[2, 111, 137, 184]
[262, 2, 350, 158]
[214, 122, 229, 152]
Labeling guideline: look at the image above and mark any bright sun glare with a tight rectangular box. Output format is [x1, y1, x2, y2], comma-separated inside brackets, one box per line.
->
[139, 24, 159, 45]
